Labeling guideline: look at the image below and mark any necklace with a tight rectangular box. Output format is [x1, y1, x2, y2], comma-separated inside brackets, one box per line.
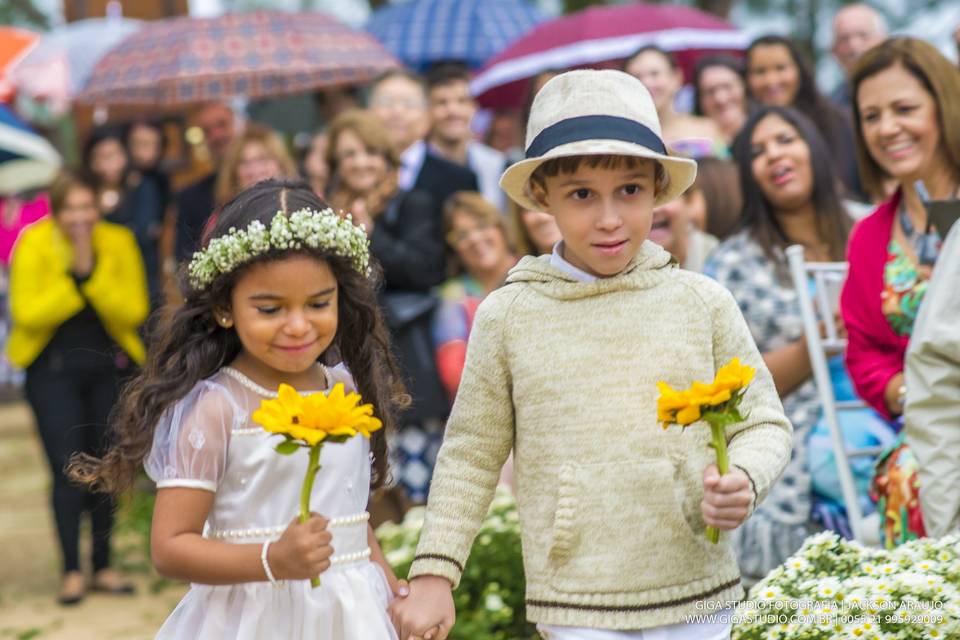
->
[222, 365, 331, 398]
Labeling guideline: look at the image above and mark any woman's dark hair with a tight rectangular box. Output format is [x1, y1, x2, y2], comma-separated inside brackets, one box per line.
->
[731, 106, 853, 268]
[82, 126, 131, 190]
[123, 119, 169, 168]
[692, 55, 746, 117]
[70, 179, 407, 494]
[746, 36, 849, 155]
[850, 37, 960, 200]
[694, 157, 742, 240]
[622, 44, 680, 72]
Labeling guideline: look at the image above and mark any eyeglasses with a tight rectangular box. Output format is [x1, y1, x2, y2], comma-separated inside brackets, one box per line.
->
[446, 222, 494, 247]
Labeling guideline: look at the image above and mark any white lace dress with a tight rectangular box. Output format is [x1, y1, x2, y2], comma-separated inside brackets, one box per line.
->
[145, 366, 398, 640]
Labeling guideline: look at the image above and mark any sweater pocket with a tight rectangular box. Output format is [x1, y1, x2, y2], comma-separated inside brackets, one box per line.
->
[546, 457, 714, 594]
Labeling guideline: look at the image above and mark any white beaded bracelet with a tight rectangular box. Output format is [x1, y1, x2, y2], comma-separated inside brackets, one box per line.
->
[261, 540, 279, 586]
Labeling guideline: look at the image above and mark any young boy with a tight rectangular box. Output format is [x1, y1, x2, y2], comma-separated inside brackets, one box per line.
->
[389, 69, 793, 640]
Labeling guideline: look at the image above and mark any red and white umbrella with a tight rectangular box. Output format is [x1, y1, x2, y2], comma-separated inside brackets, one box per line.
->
[470, 2, 748, 109]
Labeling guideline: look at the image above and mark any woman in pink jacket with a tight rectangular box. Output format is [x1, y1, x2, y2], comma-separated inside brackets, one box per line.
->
[841, 37, 960, 546]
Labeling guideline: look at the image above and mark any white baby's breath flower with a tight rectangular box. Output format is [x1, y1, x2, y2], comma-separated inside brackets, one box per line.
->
[188, 208, 371, 289]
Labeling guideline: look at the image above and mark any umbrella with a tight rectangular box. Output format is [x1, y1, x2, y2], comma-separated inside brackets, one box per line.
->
[365, 0, 543, 71]
[470, 2, 749, 109]
[0, 27, 40, 103]
[10, 18, 143, 114]
[78, 10, 398, 106]
[0, 105, 61, 194]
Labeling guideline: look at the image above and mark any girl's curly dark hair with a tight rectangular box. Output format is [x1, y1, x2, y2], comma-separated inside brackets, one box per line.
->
[70, 178, 407, 494]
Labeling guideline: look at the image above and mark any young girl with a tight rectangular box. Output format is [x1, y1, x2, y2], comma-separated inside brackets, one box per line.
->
[71, 179, 408, 639]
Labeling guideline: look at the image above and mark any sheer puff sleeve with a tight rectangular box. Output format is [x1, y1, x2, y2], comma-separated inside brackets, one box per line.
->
[145, 380, 238, 492]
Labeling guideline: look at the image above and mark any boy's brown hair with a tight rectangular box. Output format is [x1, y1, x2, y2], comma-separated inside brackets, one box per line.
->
[527, 154, 668, 203]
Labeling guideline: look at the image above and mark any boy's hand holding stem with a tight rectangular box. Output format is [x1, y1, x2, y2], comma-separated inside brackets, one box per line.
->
[389, 574, 455, 640]
[701, 464, 752, 533]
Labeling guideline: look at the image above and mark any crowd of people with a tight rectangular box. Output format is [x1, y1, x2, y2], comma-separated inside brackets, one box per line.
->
[1, 5, 958, 639]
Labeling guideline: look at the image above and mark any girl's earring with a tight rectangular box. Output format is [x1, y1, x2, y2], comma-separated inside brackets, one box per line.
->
[218, 315, 233, 328]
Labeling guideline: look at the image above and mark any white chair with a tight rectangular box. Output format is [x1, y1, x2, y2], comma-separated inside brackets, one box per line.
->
[786, 245, 881, 545]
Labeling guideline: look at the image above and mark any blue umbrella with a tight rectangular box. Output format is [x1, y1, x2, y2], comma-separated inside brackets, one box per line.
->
[0, 105, 61, 194]
[366, 0, 544, 71]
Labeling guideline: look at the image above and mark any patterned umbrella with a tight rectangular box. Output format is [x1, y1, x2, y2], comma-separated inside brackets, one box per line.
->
[471, 2, 749, 109]
[10, 18, 143, 114]
[0, 105, 61, 194]
[78, 10, 398, 106]
[366, 0, 543, 71]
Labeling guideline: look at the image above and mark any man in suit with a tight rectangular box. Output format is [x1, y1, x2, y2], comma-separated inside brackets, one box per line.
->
[174, 102, 240, 262]
[425, 63, 508, 211]
[368, 69, 478, 217]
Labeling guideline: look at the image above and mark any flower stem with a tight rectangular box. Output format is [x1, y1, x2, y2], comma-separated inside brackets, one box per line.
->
[300, 444, 323, 588]
[705, 414, 730, 545]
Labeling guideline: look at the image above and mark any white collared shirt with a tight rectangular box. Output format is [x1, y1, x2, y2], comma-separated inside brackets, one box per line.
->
[549, 241, 598, 282]
[398, 139, 427, 191]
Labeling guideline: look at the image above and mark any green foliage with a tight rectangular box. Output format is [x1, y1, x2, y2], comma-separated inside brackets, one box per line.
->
[113, 484, 174, 592]
[0, 0, 49, 30]
[562, 0, 609, 15]
[376, 488, 538, 640]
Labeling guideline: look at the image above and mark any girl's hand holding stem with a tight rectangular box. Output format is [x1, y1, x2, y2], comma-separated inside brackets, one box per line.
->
[268, 512, 333, 581]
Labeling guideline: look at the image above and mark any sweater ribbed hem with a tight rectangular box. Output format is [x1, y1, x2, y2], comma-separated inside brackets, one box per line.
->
[525, 572, 743, 629]
[409, 556, 464, 589]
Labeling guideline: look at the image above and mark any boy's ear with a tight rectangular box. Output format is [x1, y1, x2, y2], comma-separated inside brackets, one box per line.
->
[527, 181, 550, 210]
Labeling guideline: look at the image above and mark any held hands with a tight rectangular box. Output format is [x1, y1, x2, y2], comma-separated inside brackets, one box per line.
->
[267, 513, 333, 581]
[389, 575, 455, 640]
[701, 465, 752, 531]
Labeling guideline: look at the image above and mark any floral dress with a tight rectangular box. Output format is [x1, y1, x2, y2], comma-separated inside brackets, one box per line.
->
[872, 239, 931, 548]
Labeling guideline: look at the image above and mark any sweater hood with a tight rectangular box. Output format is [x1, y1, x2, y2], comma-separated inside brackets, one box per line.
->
[505, 240, 676, 300]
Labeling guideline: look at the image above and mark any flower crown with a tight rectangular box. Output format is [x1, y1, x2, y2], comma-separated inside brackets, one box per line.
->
[187, 208, 371, 290]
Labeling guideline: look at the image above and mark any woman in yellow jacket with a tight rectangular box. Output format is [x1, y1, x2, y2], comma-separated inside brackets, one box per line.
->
[7, 171, 148, 605]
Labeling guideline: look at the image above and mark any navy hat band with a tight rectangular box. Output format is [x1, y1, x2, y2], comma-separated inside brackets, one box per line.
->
[525, 115, 667, 159]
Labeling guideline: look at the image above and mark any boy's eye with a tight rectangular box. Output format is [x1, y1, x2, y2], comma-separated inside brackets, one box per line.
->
[568, 188, 592, 201]
[622, 183, 643, 195]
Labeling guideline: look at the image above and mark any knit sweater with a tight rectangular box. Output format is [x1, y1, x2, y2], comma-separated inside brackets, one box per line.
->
[408, 241, 793, 630]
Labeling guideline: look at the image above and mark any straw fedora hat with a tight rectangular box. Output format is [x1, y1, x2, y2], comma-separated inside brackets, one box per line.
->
[500, 69, 697, 212]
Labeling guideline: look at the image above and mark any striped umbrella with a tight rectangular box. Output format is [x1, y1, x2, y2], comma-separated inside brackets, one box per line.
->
[78, 10, 398, 106]
[366, 0, 544, 71]
[0, 105, 61, 194]
[471, 2, 749, 109]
